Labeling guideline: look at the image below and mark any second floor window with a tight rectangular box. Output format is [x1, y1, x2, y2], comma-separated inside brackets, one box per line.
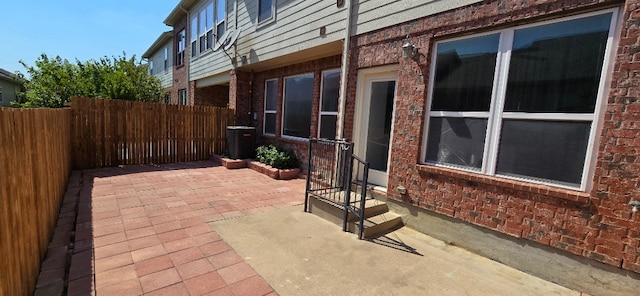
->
[177, 29, 185, 66]
[191, 16, 198, 57]
[164, 47, 168, 70]
[258, 0, 274, 24]
[149, 60, 154, 75]
[216, 0, 226, 40]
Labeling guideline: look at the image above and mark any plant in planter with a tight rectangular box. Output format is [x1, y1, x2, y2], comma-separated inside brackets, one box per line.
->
[253, 145, 300, 179]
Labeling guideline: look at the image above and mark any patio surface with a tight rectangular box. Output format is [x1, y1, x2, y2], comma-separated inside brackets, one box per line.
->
[34, 160, 581, 296]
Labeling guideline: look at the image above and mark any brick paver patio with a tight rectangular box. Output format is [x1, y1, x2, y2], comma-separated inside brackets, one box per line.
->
[35, 161, 306, 296]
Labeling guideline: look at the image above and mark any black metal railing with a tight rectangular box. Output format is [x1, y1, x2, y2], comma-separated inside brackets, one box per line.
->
[304, 138, 369, 239]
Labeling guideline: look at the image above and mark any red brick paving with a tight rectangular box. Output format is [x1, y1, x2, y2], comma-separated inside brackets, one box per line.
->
[36, 161, 305, 295]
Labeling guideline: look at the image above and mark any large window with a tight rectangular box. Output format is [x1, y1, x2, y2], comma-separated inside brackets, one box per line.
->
[319, 69, 340, 139]
[423, 11, 616, 189]
[177, 29, 185, 66]
[282, 73, 313, 139]
[258, 0, 274, 24]
[263, 79, 278, 135]
[190, 1, 225, 58]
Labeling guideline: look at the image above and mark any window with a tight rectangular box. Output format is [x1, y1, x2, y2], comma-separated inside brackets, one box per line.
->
[282, 73, 313, 139]
[178, 89, 187, 105]
[216, 0, 226, 40]
[423, 11, 616, 189]
[191, 16, 198, 57]
[164, 47, 169, 70]
[263, 79, 278, 135]
[164, 92, 171, 104]
[149, 60, 154, 75]
[258, 0, 274, 24]
[319, 69, 340, 139]
[177, 29, 185, 66]
[199, 3, 214, 53]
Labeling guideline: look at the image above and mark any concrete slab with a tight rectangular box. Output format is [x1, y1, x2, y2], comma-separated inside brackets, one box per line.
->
[211, 205, 580, 296]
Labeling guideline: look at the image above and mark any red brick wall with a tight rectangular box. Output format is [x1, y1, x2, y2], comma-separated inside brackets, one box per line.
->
[229, 70, 252, 125]
[250, 55, 342, 166]
[171, 17, 188, 105]
[346, 0, 640, 273]
[192, 83, 229, 107]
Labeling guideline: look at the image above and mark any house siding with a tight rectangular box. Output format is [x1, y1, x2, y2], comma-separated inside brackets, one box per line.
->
[345, 0, 640, 274]
[0, 79, 20, 107]
[351, 0, 482, 35]
[149, 40, 174, 89]
[236, 0, 346, 67]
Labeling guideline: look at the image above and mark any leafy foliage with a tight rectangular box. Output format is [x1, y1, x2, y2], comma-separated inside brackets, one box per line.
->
[255, 145, 299, 169]
[15, 53, 162, 108]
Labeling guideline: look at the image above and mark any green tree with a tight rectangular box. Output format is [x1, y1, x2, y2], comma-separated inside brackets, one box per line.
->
[15, 53, 162, 108]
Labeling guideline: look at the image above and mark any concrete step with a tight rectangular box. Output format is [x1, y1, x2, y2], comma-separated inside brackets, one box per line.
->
[347, 199, 389, 222]
[360, 210, 405, 239]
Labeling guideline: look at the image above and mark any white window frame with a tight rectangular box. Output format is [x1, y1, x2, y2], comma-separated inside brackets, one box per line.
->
[318, 69, 341, 139]
[420, 9, 620, 192]
[177, 29, 186, 66]
[263, 78, 278, 136]
[164, 47, 169, 70]
[257, 0, 275, 28]
[215, 0, 226, 41]
[198, 2, 214, 54]
[178, 89, 187, 105]
[149, 60, 154, 75]
[190, 16, 198, 58]
[281, 73, 314, 141]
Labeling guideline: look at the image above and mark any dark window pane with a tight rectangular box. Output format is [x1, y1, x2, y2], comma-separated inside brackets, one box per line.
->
[200, 36, 206, 52]
[426, 117, 487, 169]
[319, 115, 337, 139]
[283, 74, 313, 138]
[217, 23, 225, 41]
[496, 120, 591, 186]
[264, 113, 276, 134]
[367, 81, 395, 172]
[206, 31, 213, 49]
[191, 42, 197, 57]
[258, 0, 272, 23]
[265, 80, 278, 110]
[431, 34, 499, 111]
[321, 71, 340, 112]
[504, 13, 612, 113]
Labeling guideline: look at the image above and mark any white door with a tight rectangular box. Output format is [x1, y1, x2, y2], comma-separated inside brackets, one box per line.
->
[354, 66, 398, 187]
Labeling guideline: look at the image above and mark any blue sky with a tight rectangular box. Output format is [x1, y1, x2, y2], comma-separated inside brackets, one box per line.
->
[0, 0, 177, 75]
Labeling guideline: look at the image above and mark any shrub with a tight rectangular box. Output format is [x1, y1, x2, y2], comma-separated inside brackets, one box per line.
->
[255, 145, 299, 169]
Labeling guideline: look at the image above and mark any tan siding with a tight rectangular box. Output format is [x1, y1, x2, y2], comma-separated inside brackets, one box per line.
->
[353, 0, 482, 35]
[150, 40, 173, 89]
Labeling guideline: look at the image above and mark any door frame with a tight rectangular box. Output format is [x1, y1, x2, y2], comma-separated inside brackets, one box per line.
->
[353, 64, 399, 188]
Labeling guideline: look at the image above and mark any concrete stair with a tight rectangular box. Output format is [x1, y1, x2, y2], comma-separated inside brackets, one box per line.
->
[307, 188, 405, 239]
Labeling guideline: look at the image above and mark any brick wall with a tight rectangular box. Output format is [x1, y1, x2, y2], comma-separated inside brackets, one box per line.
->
[249, 55, 342, 166]
[346, 0, 640, 273]
[229, 69, 252, 125]
[192, 83, 229, 107]
[171, 16, 188, 105]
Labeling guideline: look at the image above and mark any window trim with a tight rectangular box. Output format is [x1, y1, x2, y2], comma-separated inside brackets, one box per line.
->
[178, 89, 188, 105]
[257, 0, 276, 28]
[318, 68, 341, 139]
[263, 78, 278, 136]
[177, 29, 186, 66]
[215, 0, 226, 41]
[420, 9, 620, 192]
[281, 72, 314, 142]
[164, 47, 169, 70]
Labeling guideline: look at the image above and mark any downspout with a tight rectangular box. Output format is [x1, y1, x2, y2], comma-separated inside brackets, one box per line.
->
[179, 3, 191, 103]
[336, 0, 353, 140]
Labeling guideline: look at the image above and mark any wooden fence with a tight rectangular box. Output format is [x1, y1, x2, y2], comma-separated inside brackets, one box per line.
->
[71, 97, 235, 169]
[1, 98, 235, 295]
[0, 108, 72, 296]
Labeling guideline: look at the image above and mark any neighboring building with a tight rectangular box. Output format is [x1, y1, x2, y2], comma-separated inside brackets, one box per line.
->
[152, 0, 640, 293]
[143, 31, 174, 104]
[0, 68, 24, 107]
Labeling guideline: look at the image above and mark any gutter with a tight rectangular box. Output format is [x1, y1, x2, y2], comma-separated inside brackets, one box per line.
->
[336, 0, 353, 140]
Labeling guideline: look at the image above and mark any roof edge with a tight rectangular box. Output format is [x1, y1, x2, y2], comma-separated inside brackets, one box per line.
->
[142, 31, 174, 59]
[163, 0, 197, 26]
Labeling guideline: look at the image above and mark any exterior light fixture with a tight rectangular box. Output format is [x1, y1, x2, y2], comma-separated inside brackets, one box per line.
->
[402, 41, 418, 59]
